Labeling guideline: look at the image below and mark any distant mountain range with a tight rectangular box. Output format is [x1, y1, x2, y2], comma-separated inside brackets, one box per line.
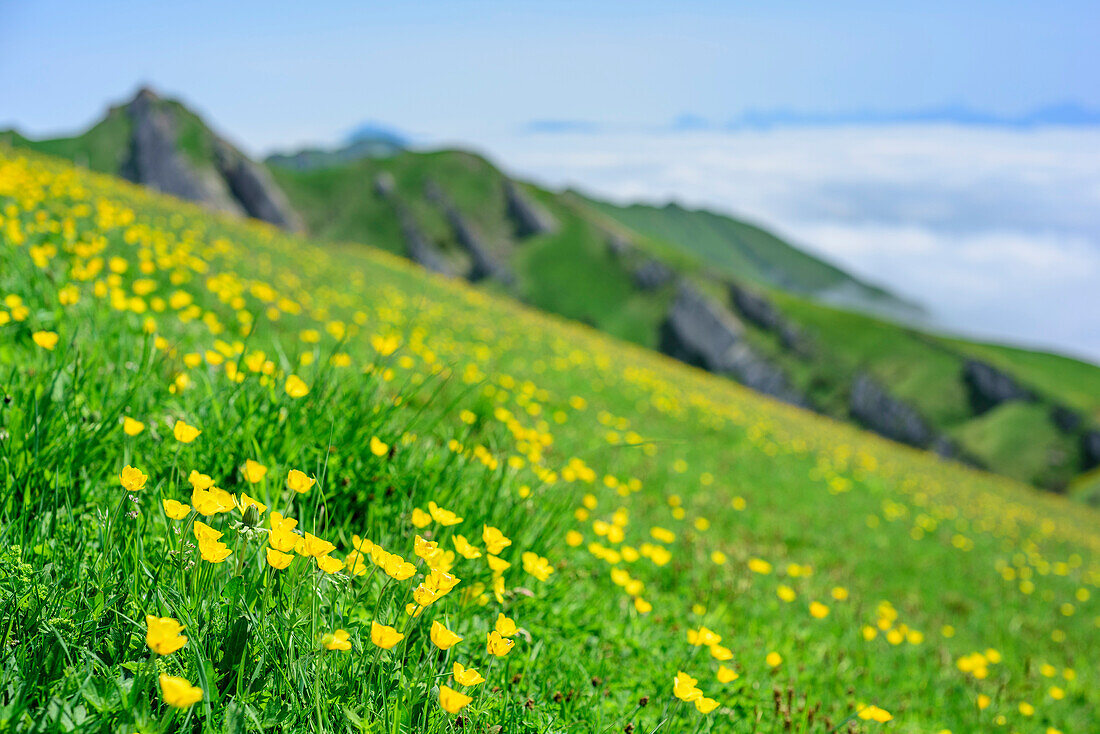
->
[520, 103, 1100, 135]
[5, 87, 1100, 499]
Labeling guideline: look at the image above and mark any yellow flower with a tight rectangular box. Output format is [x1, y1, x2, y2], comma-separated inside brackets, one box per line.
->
[370, 436, 389, 457]
[977, 694, 991, 710]
[710, 644, 733, 661]
[317, 554, 343, 574]
[371, 621, 404, 650]
[322, 629, 351, 651]
[192, 486, 235, 516]
[162, 499, 191, 520]
[1019, 702, 1034, 716]
[428, 501, 463, 526]
[237, 492, 267, 516]
[119, 465, 148, 492]
[766, 651, 782, 667]
[748, 558, 772, 574]
[809, 601, 830, 619]
[453, 662, 484, 686]
[494, 613, 517, 637]
[430, 621, 463, 650]
[32, 330, 59, 350]
[286, 469, 315, 494]
[266, 548, 294, 569]
[776, 585, 796, 602]
[188, 470, 215, 491]
[717, 665, 739, 683]
[439, 684, 472, 714]
[241, 460, 267, 484]
[159, 674, 202, 709]
[522, 551, 554, 581]
[634, 597, 652, 614]
[482, 525, 512, 555]
[857, 705, 892, 723]
[673, 671, 702, 702]
[453, 534, 482, 559]
[487, 554, 511, 572]
[145, 615, 187, 655]
[173, 420, 200, 443]
[123, 417, 145, 436]
[199, 536, 232, 563]
[297, 532, 336, 558]
[687, 626, 720, 647]
[486, 630, 514, 656]
[695, 697, 719, 714]
[831, 586, 849, 601]
[284, 374, 309, 398]
[410, 508, 432, 528]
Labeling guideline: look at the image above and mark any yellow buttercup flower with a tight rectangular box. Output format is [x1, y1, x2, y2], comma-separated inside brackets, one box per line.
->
[317, 554, 343, 574]
[673, 671, 702, 702]
[123, 417, 145, 436]
[371, 621, 404, 650]
[162, 499, 191, 520]
[237, 492, 267, 516]
[370, 436, 389, 457]
[428, 501, 463, 526]
[717, 665, 739, 683]
[430, 621, 463, 650]
[241, 459, 267, 484]
[453, 662, 485, 686]
[494, 613, 517, 637]
[487, 554, 511, 572]
[297, 532, 336, 558]
[809, 601, 830, 619]
[159, 674, 202, 708]
[173, 420, 200, 443]
[453, 534, 482, 559]
[286, 469, 315, 494]
[695, 697, 719, 714]
[439, 684, 472, 714]
[766, 651, 783, 667]
[119, 465, 148, 492]
[266, 548, 294, 569]
[199, 536, 232, 563]
[482, 525, 511, 555]
[284, 374, 309, 398]
[188, 470, 215, 491]
[522, 551, 554, 581]
[145, 615, 187, 655]
[32, 330, 59, 350]
[410, 508, 432, 528]
[486, 630, 514, 656]
[322, 629, 351, 651]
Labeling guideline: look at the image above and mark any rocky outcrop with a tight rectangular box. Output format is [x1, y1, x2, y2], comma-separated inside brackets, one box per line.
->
[1051, 405, 1082, 433]
[851, 373, 935, 450]
[1084, 431, 1100, 470]
[504, 180, 557, 237]
[426, 180, 510, 283]
[396, 204, 453, 276]
[632, 258, 674, 291]
[728, 282, 807, 355]
[659, 285, 807, 406]
[120, 88, 302, 231]
[373, 172, 396, 198]
[962, 360, 1035, 414]
[607, 232, 633, 257]
[214, 140, 303, 231]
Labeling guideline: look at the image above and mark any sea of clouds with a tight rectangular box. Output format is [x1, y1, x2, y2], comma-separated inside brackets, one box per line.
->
[454, 125, 1100, 363]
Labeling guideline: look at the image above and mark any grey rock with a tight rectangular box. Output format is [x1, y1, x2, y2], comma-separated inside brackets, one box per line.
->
[1084, 431, 1100, 470]
[426, 180, 511, 283]
[659, 284, 807, 406]
[374, 172, 396, 199]
[850, 372, 936, 449]
[632, 258, 674, 291]
[214, 140, 304, 232]
[394, 202, 452, 276]
[504, 180, 557, 237]
[119, 88, 302, 231]
[1051, 405, 1082, 433]
[728, 282, 808, 355]
[962, 359, 1035, 414]
[607, 232, 633, 257]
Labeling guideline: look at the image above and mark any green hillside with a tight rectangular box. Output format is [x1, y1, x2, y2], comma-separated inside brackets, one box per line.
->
[2, 146, 1098, 734]
[6, 89, 1100, 495]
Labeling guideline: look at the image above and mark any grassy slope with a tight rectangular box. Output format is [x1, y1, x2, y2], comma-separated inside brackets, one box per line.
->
[2, 149, 1098, 733]
[0, 105, 132, 174]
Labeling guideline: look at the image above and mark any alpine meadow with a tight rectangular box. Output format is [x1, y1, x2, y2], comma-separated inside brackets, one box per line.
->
[0, 139, 1097, 734]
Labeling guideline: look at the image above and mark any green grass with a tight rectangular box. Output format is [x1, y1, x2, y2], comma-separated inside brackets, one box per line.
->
[1, 147, 1097, 734]
[951, 403, 1068, 488]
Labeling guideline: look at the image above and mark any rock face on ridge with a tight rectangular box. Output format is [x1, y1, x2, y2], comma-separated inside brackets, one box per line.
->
[425, 180, 511, 283]
[962, 359, 1035, 414]
[120, 88, 302, 231]
[850, 372, 959, 459]
[659, 285, 807, 406]
[728, 282, 808, 355]
[504, 180, 557, 237]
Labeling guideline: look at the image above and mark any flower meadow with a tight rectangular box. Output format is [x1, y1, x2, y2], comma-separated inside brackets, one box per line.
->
[0, 149, 1097, 733]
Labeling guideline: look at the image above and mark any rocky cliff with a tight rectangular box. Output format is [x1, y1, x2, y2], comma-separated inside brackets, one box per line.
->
[120, 88, 302, 231]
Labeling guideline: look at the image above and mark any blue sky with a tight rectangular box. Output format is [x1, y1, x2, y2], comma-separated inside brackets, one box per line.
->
[3, 1, 1099, 151]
